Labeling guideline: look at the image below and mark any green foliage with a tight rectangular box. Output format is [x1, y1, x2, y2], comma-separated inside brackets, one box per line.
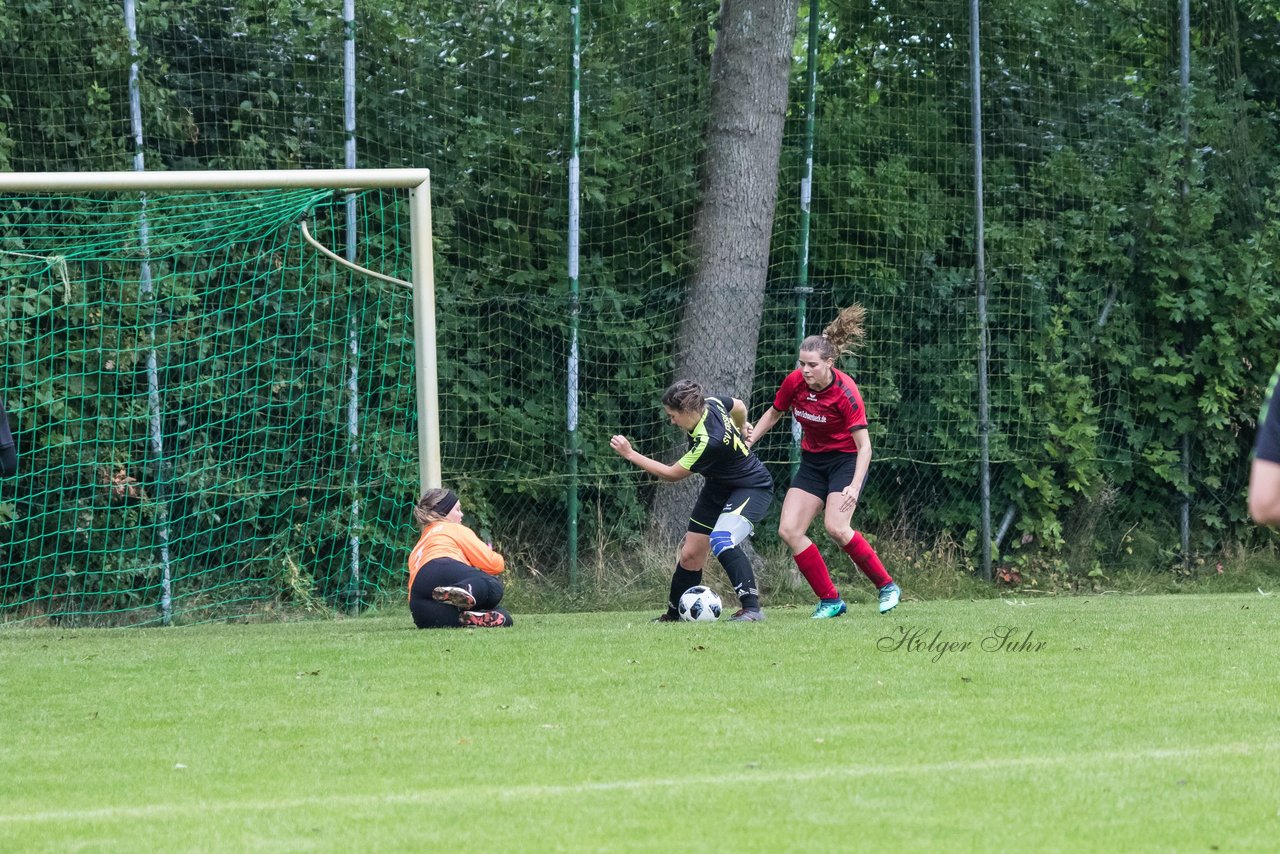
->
[765, 0, 1280, 581]
[4, 0, 1280, 622]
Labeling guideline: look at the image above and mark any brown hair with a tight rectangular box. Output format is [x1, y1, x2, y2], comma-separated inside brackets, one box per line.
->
[413, 487, 454, 529]
[799, 303, 866, 362]
[661, 379, 705, 413]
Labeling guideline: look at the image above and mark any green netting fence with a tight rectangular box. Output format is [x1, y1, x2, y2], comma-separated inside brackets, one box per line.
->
[2, 0, 1279, 624]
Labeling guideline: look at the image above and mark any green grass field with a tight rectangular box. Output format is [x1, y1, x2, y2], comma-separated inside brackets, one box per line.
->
[2, 593, 1277, 852]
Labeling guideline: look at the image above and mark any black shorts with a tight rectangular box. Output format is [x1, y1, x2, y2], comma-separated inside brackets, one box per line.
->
[791, 450, 860, 500]
[687, 484, 773, 535]
[409, 557, 506, 629]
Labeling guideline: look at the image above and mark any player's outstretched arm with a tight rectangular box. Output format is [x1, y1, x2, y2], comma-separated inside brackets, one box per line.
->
[1248, 458, 1280, 526]
[610, 434, 693, 483]
[1251, 374, 1280, 526]
[745, 406, 783, 449]
[837, 427, 874, 514]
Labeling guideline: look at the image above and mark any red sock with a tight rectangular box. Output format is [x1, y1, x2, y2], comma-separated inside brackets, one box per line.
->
[843, 532, 892, 589]
[793, 544, 839, 600]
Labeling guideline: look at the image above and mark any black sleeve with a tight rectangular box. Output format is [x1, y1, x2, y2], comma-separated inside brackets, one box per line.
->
[0, 397, 14, 476]
[708, 395, 735, 414]
[1255, 367, 1280, 464]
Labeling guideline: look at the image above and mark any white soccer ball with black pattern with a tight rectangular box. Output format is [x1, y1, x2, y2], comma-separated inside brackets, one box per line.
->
[678, 585, 723, 622]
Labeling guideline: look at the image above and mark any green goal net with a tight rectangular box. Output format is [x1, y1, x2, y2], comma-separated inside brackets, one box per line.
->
[0, 183, 422, 625]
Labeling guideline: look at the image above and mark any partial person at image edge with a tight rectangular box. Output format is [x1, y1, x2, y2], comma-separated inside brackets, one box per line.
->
[0, 397, 15, 476]
[1247, 361, 1280, 526]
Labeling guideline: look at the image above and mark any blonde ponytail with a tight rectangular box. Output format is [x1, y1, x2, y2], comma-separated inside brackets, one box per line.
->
[799, 303, 867, 361]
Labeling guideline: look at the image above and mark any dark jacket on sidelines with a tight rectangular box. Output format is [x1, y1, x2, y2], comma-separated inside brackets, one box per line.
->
[0, 397, 14, 476]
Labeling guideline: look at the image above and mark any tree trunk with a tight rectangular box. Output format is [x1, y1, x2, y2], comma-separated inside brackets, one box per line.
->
[651, 0, 800, 540]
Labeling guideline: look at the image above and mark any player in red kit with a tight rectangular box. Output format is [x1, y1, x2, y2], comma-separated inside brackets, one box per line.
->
[746, 304, 900, 617]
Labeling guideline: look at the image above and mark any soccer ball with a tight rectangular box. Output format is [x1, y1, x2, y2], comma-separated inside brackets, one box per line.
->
[677, 585, 723, 622]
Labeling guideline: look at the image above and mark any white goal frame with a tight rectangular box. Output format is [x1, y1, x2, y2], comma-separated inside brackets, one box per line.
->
[0, 169, 442, 493]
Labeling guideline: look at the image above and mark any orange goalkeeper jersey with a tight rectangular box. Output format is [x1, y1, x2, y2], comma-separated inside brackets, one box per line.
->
[407, 520, 505, 593]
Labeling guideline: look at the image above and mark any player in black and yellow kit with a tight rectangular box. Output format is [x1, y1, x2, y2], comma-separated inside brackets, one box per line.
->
[611, 380, 774, 621]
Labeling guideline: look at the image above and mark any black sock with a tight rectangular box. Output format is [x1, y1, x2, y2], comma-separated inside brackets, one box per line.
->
[667, 565, 703, 614]
[718, 547, 760, 610]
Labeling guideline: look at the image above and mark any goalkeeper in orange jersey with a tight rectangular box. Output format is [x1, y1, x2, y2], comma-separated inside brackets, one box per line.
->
[407, 488, 512, 628]
[746, 304, 900, 617]
[611, 379, 774, 622]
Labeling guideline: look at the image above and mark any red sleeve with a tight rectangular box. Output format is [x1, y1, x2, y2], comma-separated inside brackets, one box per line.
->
[836, 373, 868, 431]
[455, 525, 505, 575]
[772, 370, 804, 413]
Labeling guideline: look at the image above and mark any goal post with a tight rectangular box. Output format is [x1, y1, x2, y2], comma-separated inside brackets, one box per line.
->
[0, 169, 438, 625]
[0, 169, 441, 494]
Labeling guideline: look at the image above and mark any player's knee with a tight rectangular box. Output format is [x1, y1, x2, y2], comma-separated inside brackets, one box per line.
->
[709, 530, 733, 556]
[777, 519, 805, 547]
[678, 538, 709, 567]
[478, 575, 505, 607]
[824, 520, 853, 542]
[710, 514, 753, 557]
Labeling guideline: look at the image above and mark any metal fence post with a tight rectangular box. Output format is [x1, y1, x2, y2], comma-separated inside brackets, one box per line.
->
[126, 0, 175, 624]
[566, 4, 583, 589]
[970, 0, 992, 581]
